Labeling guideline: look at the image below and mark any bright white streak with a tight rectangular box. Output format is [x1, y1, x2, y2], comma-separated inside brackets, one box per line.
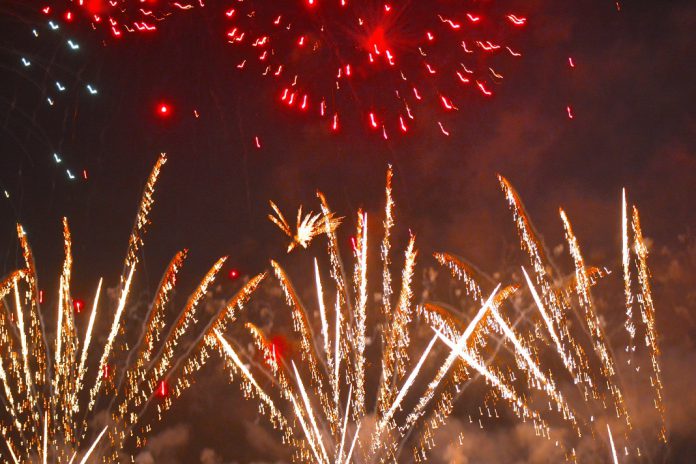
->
[78, 426, 108, 464]
[0, 354, 18, 429]
[345, 422, 361, 463]
[522, 267, 574, 375]
[42, 413, 47, 464]
[214, 330, 276, 409]
[2, 438, 19, 464]
[13, 283, 33, 395]
[314, 259, 331, 361]
[76, 279, 102, 394]
[89, 265, 135, 410]
[435, 285, 501, 363]
[460, 285, 500, 342]
[55, 276, 65, 372]
[214, 331, 293, 457]
[380, 334, 438, 431]
[487, 295, 567, 413]
[292, 361, 330, 463]
[401, 285, 501, 431]
[607, 424, 619, 464]
[435, 328, 527, 413]
[333, 295, 342, 411]
[288, 393, 325, 464]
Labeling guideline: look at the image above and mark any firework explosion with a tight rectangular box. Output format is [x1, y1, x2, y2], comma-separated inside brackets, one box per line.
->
[0, 154, 260, 462]
[223, 0, 527, 138]
[210, 167, 666, 463]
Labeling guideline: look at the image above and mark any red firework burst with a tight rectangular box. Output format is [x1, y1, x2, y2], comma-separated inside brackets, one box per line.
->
[225, 1, 527, 138]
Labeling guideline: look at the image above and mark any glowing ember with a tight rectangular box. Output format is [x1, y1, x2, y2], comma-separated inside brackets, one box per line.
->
[72, 298, 84, 313]
[157, 102, 172, 117]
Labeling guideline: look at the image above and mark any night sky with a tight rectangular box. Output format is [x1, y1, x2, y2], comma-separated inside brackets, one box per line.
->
[1, 0, 695, 462]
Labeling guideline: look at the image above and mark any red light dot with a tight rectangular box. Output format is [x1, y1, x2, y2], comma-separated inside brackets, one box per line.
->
[268, 335, 288, 362]
[228, 269, 240, 280]
[157, 102, 172, 117]
[73, 298, 85, 313]
[155, 380, 169, 398]
[83, 0, 107, 15]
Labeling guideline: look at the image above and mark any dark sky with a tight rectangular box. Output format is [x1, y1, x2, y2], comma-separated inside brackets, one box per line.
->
[0, 0, 695, 462]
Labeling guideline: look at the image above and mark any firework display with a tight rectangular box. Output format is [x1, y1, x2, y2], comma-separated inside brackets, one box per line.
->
[222, 1, 527, 138]
[0, 0, 686, 461]
[210, 168, 666, 463]
[0, 154, 262, 462]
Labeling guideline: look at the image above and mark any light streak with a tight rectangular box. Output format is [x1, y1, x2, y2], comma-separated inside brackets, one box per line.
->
[607, 424, 619, 464]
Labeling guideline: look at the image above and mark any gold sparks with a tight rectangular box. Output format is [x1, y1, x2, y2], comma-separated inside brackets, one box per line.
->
[631, 205, 666, 442]
[0, 154, 255, 462]
[0, 155, 666, 462]
[216, 166, 455, 462]
[213, 170, 667, 463]
[126, 153, 167, 268]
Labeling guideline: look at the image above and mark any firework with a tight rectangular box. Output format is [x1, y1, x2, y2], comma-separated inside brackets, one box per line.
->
[223, 1, 527, 138]
[0, 153, 261, 462]
[213, 168, 665, 463]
